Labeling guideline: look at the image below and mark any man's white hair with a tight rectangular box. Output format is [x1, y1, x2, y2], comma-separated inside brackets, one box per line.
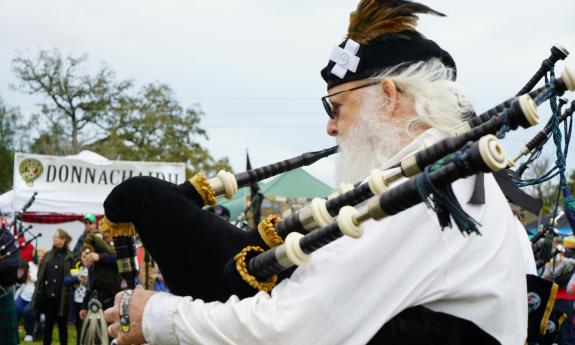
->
[371, 58, 471, 134]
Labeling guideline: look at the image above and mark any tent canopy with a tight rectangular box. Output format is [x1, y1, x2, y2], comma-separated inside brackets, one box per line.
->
[219, 168, 333, 220]
[8, 150, 185, 214]
[0, 190, 13, 213]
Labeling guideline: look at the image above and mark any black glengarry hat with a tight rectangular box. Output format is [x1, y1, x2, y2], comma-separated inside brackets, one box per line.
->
[321, 0, 456, 90]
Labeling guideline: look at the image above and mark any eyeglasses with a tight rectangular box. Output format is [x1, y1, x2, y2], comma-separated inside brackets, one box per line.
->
[321, 81, 380, 119]
[84, 220, 94, 225]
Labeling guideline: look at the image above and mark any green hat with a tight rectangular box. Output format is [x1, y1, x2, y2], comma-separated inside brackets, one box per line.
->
[84, 213, 97, 223]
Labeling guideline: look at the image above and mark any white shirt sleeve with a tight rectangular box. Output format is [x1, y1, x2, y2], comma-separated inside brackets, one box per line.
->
[142, 203, 451, 345]
[141, 176, 527, 345]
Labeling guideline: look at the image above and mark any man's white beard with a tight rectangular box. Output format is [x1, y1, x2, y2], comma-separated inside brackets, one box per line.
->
[335, 91, 409, 185]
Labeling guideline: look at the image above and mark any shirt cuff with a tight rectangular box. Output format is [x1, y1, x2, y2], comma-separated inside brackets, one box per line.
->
[142, 292, 182, 345]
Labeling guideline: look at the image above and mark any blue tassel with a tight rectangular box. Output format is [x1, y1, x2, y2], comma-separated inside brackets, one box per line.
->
[415, 151, 481, 236]
[562, 187, 575, 234]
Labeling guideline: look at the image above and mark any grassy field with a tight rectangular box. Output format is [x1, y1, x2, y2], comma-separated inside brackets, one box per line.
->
[18, 324, 78, 345]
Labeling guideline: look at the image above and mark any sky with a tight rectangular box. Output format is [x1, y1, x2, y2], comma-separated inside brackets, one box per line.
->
[1, 0, 574, 187]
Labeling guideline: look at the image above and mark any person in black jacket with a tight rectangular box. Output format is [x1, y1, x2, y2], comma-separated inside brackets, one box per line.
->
[30, 229, 74, 345]
[79, 232, 121, 320]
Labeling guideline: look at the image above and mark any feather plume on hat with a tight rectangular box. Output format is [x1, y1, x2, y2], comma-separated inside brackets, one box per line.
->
[347, 0, 446, 45]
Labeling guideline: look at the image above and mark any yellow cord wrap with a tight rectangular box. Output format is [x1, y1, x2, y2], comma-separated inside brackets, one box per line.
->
[257, 215, 284, 249]
[540, 282, 559, 335]
[98, 216, 136, 237]
[234, 246, 278, 292]
[190, 173, 217, 206]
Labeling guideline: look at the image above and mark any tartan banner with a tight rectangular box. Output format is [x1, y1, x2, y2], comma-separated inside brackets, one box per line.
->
[21, 212, 103, 224]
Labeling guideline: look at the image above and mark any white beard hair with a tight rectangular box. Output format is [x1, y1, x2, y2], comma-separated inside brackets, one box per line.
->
[335, 88, 409, 185]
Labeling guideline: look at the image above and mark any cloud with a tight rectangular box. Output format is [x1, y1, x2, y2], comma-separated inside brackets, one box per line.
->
[1, 0, 574, 187]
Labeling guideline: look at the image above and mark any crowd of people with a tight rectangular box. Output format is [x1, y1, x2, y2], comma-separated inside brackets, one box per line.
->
[0, 1, 571, 344]
[534, 232, 575, 344]
[1, 213, 169, 345]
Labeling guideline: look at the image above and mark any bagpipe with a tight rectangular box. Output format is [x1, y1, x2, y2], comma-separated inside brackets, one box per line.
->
[222, 134, 508, 294]
[99, 46, 575, 343]
[507, 44, 575, 345]
[101, 61, 575, 293]
[0, 192, 42, 287]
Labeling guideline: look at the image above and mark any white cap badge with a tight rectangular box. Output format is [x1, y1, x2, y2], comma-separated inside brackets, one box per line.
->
[329, 39, 360, 79]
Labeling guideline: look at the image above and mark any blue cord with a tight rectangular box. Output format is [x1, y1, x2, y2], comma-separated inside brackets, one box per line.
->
[415, 146, 481, 235]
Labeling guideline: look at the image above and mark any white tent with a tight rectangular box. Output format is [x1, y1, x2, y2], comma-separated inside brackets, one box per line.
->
[11, 150, 185, 213]
[0, 190, 13, 212]
[12, 150, 113, 214]
[5, 150, 186, 249]
[1, 151, 110, 213]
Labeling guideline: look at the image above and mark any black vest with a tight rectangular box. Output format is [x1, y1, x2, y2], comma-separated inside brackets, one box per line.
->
[368, 306, 500, 345]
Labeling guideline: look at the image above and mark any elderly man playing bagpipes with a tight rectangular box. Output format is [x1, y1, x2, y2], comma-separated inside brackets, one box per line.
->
[97, 1, 575, 344]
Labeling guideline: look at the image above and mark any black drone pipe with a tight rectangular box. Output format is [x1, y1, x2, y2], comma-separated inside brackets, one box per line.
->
[399, 97, 536, 176]
[525, 100, 575, 151]
[234, 146, 338, 188]
[513, 100, 575, 167]
[530, 224, 555, 245]
[2, 231, 41, 258]
[516, 44, 569, 97]
[109, 146, 337, 289]
[536, 246, 565, 270]
[0, 225, 33, 253]
[0, 192, 38, 245]
[20, 192, 38, 213]
[241, 135, 505, 283]
[467, 71, 572, 130]
[195, 146, 339, 208]
[7, 192, 38, 232]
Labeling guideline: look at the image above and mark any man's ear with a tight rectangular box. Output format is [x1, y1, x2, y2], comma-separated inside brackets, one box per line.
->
[379, 78, 398, 117]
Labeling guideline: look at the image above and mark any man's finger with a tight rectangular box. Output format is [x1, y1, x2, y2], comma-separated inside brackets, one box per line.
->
[114, 290, 124, 307]
[114, 330, 132, 345]
[108, 321, 120, 339]
[104, 305, 119, 323]
[114, 334, 129, 345]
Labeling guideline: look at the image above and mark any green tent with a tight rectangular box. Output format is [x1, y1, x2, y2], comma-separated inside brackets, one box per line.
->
[218, 168, 333, 220]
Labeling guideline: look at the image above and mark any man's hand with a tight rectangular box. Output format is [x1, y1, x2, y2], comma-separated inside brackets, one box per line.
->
[104, 285, 156, 345]
[79, 309, 87, 320]
[89, 252, 100, 262]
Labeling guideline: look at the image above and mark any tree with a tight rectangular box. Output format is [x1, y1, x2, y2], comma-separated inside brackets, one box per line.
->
[12, 49, 132, 154]
[89, 83, 231, 176]
[28, 122, 71, 156]
[524, 157, 560, 215]
[12, 49, 231, 176]
[0, 98, 28, 193]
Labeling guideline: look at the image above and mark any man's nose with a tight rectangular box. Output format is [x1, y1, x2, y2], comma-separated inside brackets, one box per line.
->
[326, 118, 338, 137]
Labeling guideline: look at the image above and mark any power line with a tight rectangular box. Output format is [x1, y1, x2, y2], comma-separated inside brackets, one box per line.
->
[206, 124, 322, 129]
[178, 96, 318, 101]
[204, 113, 321, 117]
